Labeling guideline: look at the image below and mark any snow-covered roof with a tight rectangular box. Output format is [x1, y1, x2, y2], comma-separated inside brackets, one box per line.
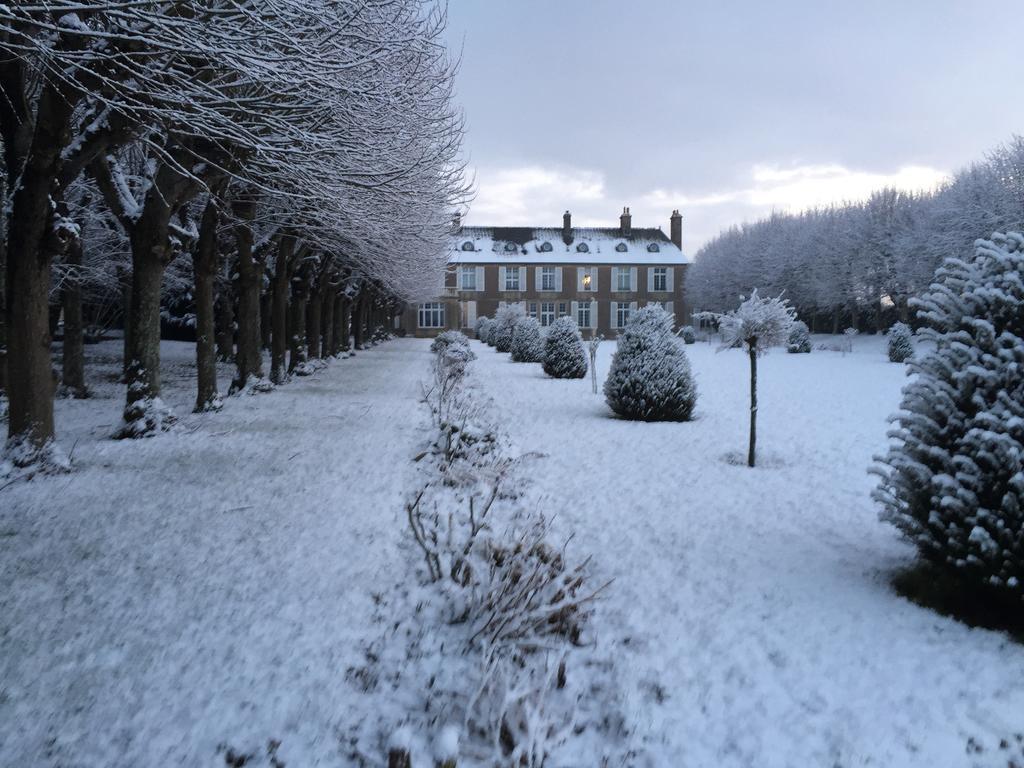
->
[449, 226, 691, 265]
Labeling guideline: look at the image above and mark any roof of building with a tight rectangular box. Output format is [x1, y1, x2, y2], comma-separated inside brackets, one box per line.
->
[448, 225, 691, 265]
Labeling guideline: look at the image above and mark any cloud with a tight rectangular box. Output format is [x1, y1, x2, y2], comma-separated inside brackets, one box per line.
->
[466, 161, 951, 255]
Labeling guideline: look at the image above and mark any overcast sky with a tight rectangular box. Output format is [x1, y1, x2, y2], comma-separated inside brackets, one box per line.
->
[445, 0, 1024, 254]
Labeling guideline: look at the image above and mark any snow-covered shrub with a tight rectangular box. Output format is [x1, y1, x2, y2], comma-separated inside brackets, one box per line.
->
[430, 329, 472, 357]
[787, 320, 811, 353]
[510, 316, 545, 363]
[680, 325, 696, 344]
[493, 304, 525, 353]
[873, 232, 1024, 605]
[115, 393, 177, 439]
[842, 326, 858, 354]
[542, 316, 587, 379]
[474, 315, 491, 341]
[887, 321, 914, 362]
[371, 325, 392, 344]
[604, 304, 697, 422]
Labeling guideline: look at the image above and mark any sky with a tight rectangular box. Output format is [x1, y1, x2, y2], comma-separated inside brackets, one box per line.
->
[445, 0, 1024, 254]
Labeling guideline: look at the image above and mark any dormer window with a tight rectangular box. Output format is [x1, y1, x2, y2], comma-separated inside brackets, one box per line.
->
[576, 242, 589, 253]
[539, 241, 553, 252]
[647, 243, 660, 253]
[461, 241, 474, 251]
[504, 242, 516, 252]
[615, 243, 628, 253]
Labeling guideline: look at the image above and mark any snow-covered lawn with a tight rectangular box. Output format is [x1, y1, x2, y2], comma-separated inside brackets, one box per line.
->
[469, 334, 1024, 767]
[2, 335, 1022, 767]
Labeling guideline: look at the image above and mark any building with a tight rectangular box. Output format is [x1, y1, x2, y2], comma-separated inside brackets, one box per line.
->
[402, 207, 691, 338]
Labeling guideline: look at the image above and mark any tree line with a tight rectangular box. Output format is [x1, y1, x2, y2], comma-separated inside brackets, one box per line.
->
[686, 137, 1024, 332]
[0, 1, 468, 462]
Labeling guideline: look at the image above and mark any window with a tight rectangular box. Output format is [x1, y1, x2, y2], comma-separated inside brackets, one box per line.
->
[647, 243, 660, 253]
[616, 267, 631, 291]
[577, 302, 591, 329]
[460, 266, 476, 290]
[615, 242, 628, 252]
[504, 266, 520, 291]
[540, 241, 553, 252]
[652, 267, 667, 292]
[461, 241, 475, 251]
[527, 302, 538, 318]
[576, 242, 589, 253]
[615, 301, 631, 328]
[418, 302, 445, 328]
[582, 269, 594, 291]
[541, 266, 556, 291]
[540, 302, 556, 326]
[558, 302, 568, 317]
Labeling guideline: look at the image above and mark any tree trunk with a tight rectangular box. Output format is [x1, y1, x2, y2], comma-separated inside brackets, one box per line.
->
[307, 282, 323, 360]
[121, 240, 166, 434]
[61, 233, 87, 398]
[333, 294, 350, 354]
[120, 268, 133, 379]
[270, 236, 294, 384]
[215, 279, 234, 363]
[260, 288, 273, 351]
[352, 292, 366, 350]
[747, 341, 758, 468]
[288, 268, 309, 372]
[231, 193, 263, 391]
[4, 79, 78, 450]
[193, 195, 221, 411]
[322, 286, 335, 357]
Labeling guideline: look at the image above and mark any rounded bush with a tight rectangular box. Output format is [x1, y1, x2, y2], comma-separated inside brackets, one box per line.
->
[887, 322, 914, 362]
[542, 316, 587, 379]
[680, 325, 696, 344]
[786, 320, 811, 353]
[493, 304, 525, 353]
[510, 316, 545, 363]
[431, 329, 473, 357]
[474, 315, 492, 342]
[873, 232, 1024, 604]
[604, 304, 697, 421]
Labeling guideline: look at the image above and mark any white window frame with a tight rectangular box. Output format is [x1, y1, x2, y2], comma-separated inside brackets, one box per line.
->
[527, 302, 538, 318]
[577, 302, 591, 329]
[652, 267, 667, 292]
[418, 302, 445, 329]
[540, 302, 556, 327]
[615, 301, 631, 328]
[460, 265, 477, 291]
[615, 267, 631, 292]
[504, 266, 520, 291]
[541, 266, 556, 291]
[558, 302, 568, 317]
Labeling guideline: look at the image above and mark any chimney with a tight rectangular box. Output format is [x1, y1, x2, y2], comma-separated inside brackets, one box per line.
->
[620, 206, 632, 237]
[452, 212, 462, 232]
[562, 210, 572, 244]
[670, 209, 682, 250]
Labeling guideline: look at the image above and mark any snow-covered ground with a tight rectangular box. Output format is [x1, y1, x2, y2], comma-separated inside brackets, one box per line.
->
[2, 334, 1022, 767]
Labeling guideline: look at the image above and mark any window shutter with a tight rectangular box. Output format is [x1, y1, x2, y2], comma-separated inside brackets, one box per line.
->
[666, 267, 674, 293]
[610, 302, 617, 329]
[534, 267, 542, 291]
[577, 267, 584, 292]
[590, 267, 599, 292]
[571, 300, 578, 322]
[646, 268, 654, 293]
[519, 266, 526, 291]
[555, 267, 563, 292]
[630, 267, 638, 292]
[590, 300, 598, 329]
[476, 266, 485, 292]
[664, 301, 674, 323]
[630, 301, 638, 316]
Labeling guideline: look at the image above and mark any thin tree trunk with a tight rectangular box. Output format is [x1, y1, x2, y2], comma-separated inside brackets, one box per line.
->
[748, 342, 758, 468]
[270, 235, 294, 384]
[215, 281, 234, 363]
[260, 288, 273, 351]
[322, 285, 335, 358]
[61, 232, 87, 398]
[193, 195, 221, 411]
[352, 291, 366, 350]
[333, 295, 350, 354]
[122, 242, 166, 433]
[307, 282, 323, 360]
[231, 192, 263, 391]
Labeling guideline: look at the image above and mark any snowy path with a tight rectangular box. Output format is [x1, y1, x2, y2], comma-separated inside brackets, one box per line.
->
[471, 336, 1024, 768]
[1, 339, 432, 767]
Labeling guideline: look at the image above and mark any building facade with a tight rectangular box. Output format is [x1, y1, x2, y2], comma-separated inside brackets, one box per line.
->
[402, 207, 691, 338]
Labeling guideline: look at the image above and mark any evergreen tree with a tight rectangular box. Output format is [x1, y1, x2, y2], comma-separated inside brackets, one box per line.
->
[493, 304, 525, 353]
[787, 320, 811, 353]
[510, 316, 545, 363]
[474, 315, 491, 342]
[887, 322, 914, 362]
[542, 316, 588, 379]
[604, 305, 697, 421]
[873, 232, 1024, 604]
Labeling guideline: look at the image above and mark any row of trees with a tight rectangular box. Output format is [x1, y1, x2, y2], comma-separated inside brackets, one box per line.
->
[0, 1, 468, 461]
[687, 137, 1024, 331]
